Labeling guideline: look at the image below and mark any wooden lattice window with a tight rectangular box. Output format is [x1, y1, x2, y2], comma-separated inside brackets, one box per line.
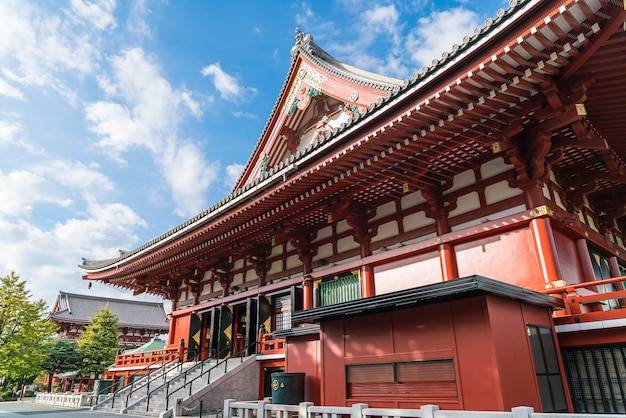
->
[318, 271, 361, 306]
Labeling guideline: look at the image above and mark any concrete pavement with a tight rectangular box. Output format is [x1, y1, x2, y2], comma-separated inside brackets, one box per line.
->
[0, 400, 126, 417]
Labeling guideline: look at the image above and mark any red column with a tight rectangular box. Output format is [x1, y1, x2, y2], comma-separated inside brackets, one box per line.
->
[576, 239, 596, 282]
[302, 275, 314, 309]
[524, 186, 545, 208]
[608, 257, 626, 306]
[360, 265, 375, 298]
[436, 217, 458, 281]
[609, 256, 623, 278]
[439, 243, 459, 281]
[529, 217, 562, 285]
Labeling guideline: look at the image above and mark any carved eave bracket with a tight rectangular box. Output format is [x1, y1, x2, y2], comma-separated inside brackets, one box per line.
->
[239, 243, 272, 286]
[422, 184, 455, 222]
[289, 226, 318, 272]
[343, 204, 377, 246]
[207, 257, 233, 294]
[497, 77, 594, 190]
[589, 193, 626, 235]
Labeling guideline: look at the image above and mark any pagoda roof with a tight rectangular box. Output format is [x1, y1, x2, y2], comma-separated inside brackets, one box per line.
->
[80, 0, 626, 296]
[49, 291, 169, 330]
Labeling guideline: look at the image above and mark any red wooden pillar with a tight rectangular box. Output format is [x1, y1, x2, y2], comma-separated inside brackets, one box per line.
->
[524, 186, 545, 208]
[436, 217, 458, 281]
[439, 243, 459, 281]
[609, 256, 623, 278]
[360, 264, 375, 298]
[608, 256, 626, 305]
[576, 239, 596, 282]
[302, 275, 314, 309]
[529, 217, 562, 284]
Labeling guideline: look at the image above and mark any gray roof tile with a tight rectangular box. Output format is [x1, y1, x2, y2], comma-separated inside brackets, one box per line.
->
[49, 291, 169, 330]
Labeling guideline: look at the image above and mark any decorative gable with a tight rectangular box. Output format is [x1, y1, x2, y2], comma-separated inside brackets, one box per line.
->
[235, 31, 403, 190]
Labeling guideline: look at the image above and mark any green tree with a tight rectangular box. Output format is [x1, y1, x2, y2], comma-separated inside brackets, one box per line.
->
[41, 339, 80, 392]
[0, 272, 58, 390]
[76, 305, 119, 377]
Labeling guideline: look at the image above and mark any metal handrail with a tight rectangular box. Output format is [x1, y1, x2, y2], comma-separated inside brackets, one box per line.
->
[122, 343, 216, 409]
[145, 341, 258, 412]
[94, 347, 181, 409]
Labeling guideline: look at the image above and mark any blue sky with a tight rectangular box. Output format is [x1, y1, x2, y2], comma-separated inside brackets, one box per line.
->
[0, 0, 508, 310]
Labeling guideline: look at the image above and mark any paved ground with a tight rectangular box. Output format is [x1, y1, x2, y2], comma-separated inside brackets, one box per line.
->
[0, 400, 215, 418]
[0, 400, 126, 418]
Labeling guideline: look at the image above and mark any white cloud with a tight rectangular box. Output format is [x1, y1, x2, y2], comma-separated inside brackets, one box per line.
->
[69, 0, 117, 31]
[0, 196, 147, 307]
[200, 63, 258, 103]
[0, 170, 72, 218]
[0, 120, 21, 144]
[0, 0, 101, 99]
[0, 78, 25, 100]
[126, 0, 153, 39]
[407, 7, 480, 69]
[232, 111, 256, 119]
[34, 160, 114, 192]
[55, 195, 146, 252]
[225, 163, 244, 189]
[86, 47, 217, 218]
[161, 142, 220, 218]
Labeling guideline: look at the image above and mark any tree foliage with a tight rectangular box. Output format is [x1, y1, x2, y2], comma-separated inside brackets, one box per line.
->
[76, 304, 119, 377]
[0, 272, 58, 386]
[41, 339, 80, 391]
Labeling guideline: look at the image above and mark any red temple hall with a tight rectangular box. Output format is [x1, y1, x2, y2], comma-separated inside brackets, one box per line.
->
[81, 0, 626, 414]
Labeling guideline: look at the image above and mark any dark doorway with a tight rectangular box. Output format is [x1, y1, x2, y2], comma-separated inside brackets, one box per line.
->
[263, 366, 284, 398]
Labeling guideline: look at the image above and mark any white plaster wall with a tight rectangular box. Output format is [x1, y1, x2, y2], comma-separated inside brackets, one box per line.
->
[553, 188, 566, 211]
[315, 225, 333, 242]
[448, 192, 480, 217]
[372, 201, 396, 221]
[271, 245, 283, 256]
[232, 273, 244, 287]
[267, 260, 283, 276]
[336, 219, 351, 234]
[374, 255, 441, 295]
[447, 169, 476, 193]
[484, 180, 523, 205]
[480, 157, 513, 179]
[401, 190, 426, 210]
[316, 243, 334, 260]
[372, 221, 400, 243]
[403, 210, 433, 232]
[337, 236, 359, 253]
[286, 254, 301, 270]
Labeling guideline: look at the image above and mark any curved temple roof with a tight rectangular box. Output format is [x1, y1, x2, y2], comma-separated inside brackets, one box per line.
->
[50, 291, 169, 329]
[80, 0, 626, 298]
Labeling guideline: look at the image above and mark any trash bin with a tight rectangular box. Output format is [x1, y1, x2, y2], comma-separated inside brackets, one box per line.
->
[270, 372, 305, 404]
[93, 379, 114, 395]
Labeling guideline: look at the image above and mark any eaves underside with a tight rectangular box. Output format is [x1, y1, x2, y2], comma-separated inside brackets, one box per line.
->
[81, 0, 626, 284]
[80, 0, 538, 275]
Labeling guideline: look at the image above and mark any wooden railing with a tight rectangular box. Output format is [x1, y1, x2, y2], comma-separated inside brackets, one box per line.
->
[542, 275, 626, 324]
[111, 347, 180, 369]
[259, 334, 286, 356]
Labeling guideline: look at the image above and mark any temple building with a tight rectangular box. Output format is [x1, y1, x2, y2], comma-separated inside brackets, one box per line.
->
[81, 0, 626, 414]
[49, 291, 169, 348]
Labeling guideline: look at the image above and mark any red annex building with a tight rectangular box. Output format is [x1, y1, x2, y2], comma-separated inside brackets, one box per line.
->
[81, 0, 626, 414]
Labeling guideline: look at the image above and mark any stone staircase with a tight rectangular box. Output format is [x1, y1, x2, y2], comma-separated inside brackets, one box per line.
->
[92, 360, 188, 413]
[93, 356, 252, 417]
